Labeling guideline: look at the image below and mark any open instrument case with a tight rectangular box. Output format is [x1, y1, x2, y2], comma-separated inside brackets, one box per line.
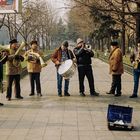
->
[107, 104, 134, 130]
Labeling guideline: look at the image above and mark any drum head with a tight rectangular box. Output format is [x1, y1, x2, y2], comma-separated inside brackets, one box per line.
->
[58, 60, 72, 75]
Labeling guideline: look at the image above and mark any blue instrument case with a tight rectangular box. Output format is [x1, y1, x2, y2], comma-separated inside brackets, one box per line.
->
[107, 104, 134, 130]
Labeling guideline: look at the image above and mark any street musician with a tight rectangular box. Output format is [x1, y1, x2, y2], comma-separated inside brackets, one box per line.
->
[73, 38, 99, 97]
[6, 39, 24, 101]
[0, 50, 8, 105]
[24, 40, 44, 97]
[51, 41, 75, 97]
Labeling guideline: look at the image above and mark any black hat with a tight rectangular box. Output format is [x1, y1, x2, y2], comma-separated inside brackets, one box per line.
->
[9, 39, 18, 44]
[62, 41, 68, 47]
[110, 41, 118, 46]
[30, 40, 38, 45]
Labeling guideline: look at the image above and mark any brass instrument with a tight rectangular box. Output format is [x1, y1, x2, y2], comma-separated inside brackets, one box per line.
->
[0, 42, 25, 67]
[26, 51, 47, 68]
[0, 45, 9, 63]
[12, 42, 25, 67]
[85, 44, 92, 50]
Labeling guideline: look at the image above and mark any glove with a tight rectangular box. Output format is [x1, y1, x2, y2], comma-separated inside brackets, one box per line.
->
[19, 55, 24, 61]
[14, 55, 20, 60]
[36, 59, 40, 64]
[28, 56, 33, 61]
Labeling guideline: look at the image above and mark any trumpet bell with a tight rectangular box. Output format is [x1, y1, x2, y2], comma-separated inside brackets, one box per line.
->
[85, 44, 92, 50]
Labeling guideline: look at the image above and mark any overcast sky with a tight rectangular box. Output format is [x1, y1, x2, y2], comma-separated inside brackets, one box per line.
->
[27, 0, 70, 23]
[48, 0, 70, 21]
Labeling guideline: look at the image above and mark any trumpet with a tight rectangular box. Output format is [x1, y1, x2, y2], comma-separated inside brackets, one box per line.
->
[85, 44, 92, 50]
[26, 51, 47, 68]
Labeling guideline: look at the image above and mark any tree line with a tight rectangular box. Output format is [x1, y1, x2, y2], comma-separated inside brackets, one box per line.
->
[67, 0, 140, 55]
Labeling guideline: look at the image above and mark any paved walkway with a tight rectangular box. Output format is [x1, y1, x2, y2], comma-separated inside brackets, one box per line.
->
[0, 58, 140, 140]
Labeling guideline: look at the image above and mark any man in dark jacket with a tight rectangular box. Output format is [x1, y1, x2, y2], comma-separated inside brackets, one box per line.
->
[73, 38, 99, 97]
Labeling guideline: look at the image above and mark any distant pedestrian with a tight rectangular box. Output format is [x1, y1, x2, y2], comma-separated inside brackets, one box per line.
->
[106, 41, 124, 96]
[73, 38, 99, 97]
[129, 39, 140, 98]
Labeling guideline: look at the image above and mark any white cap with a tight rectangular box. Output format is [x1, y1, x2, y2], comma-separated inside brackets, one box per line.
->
[76, 38, 83, 45]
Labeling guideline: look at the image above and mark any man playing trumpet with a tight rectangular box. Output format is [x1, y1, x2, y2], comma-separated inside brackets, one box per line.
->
[73, 38, 99, 97]
[6, 39, 24, 101]
[24, 40, 44, 97]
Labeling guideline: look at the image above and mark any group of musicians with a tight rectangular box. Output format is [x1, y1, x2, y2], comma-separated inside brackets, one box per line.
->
[0, 39, 44, 105]
[0, 38, 99, 105]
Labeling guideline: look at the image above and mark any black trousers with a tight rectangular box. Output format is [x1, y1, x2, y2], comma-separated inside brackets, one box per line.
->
[78, 65, 95, 94]
[6, 75, 21, 98]
[29, 73, 41, 94]
[110, 74, 122, 95]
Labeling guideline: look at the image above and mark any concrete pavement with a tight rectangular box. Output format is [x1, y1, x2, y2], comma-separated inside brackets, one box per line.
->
[0, 58, 140, 140]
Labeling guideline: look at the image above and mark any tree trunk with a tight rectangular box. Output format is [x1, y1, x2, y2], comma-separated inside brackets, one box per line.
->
[136, 2, 140, 43]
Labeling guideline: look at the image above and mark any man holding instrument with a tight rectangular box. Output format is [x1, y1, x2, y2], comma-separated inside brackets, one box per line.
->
[0, 50, 8, 105]
[51, 41, 75, 97]
[6, 39, 24, 101]
[24, 40, 43, 97]
[73, 38, 99, 97]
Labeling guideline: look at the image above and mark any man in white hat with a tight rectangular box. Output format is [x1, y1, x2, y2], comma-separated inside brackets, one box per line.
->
[73, 38, 99, 97]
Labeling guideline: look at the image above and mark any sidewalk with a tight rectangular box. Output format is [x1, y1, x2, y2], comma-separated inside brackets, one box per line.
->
[0, 58, 140, 140]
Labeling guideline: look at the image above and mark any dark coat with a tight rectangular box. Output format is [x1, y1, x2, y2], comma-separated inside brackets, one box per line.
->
[73, 47, 94, 66]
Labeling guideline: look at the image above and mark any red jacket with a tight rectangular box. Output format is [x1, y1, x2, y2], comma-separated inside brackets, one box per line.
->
[51, 47, 75, 68]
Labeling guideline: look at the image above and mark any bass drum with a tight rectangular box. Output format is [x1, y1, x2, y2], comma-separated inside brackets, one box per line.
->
[58, 59, 76, 79]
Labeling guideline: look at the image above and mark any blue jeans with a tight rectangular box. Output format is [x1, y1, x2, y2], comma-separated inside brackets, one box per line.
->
[133, 69, 140, 96]
[57, 72, 69, 95]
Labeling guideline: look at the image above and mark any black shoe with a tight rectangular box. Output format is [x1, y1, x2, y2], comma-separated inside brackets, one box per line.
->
[129, 95, 138, 98]
[106, 91, 114, 94]
[16, 96, 23, 99]
[90, 91, 99, 96]
[29, 93, 34, 96]
[114, 94, 121, 97]
[6, 96, 11, 101]
[7, 98, 11, 101]
[80, 92, 85, 97]
[0, 103, 4, 106]
[19, 96, 23, 99]
[37, 93, 42, 97]
[64, 92, 70, 96]
[58, 94, 62, 97]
